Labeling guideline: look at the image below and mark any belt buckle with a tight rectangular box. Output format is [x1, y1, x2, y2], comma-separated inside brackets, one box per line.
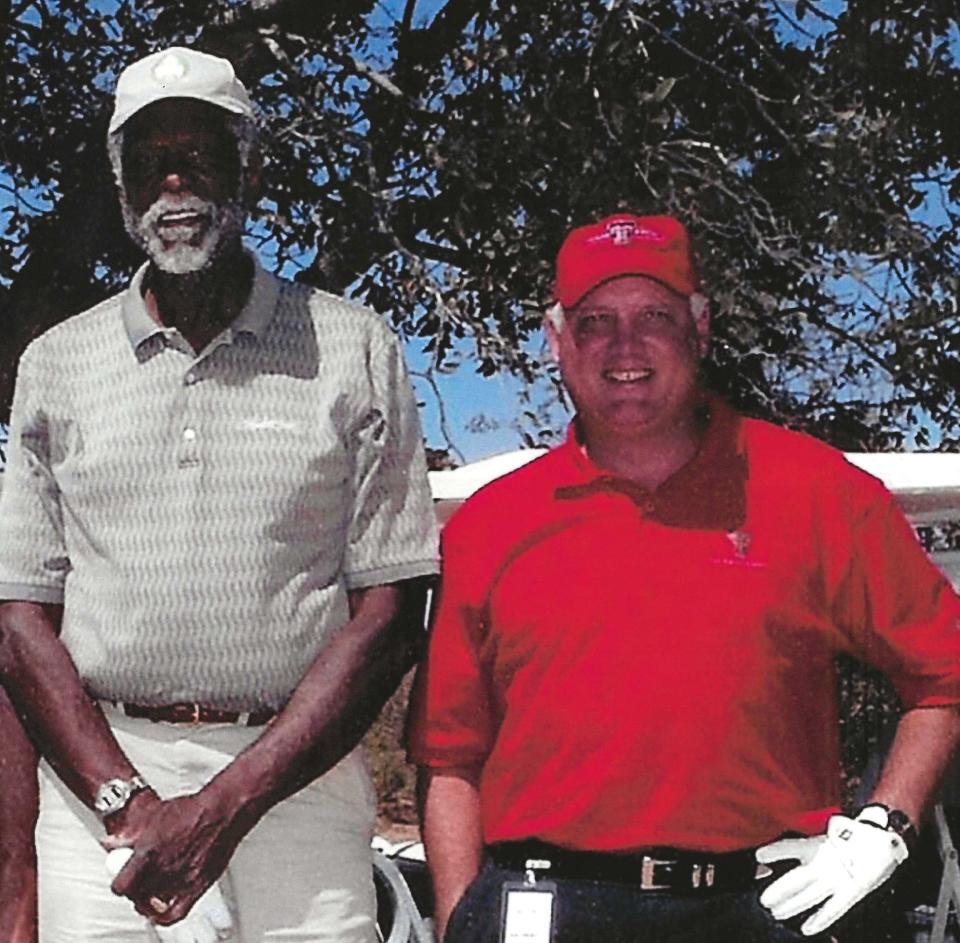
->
[188, 702, 202, 725]
[691, 862, 716, 889]
[640, 855, 672, 890]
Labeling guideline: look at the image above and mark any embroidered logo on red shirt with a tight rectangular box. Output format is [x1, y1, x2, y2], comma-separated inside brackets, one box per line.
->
[712, 530, 767, 568]
[727, 530, 751, 558]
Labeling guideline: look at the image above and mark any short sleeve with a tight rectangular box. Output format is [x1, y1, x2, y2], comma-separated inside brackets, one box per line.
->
[831, 482, 960, 709]
[342, 323, 438, 588]
[0, 346, 70, 602]
[406, 517, 497, 768]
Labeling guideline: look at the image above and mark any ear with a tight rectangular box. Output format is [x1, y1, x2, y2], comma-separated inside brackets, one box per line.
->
[243, 146, 264, 207]
[689, 293, 711, 358]
[544, 303, 564, 361]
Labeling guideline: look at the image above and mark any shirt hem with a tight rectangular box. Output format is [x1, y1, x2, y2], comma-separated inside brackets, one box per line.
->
[407, 751, 488, 770]
[902, 692, 960, 710]
[0, 582, 64, 604]
[344, 559, 439, 589]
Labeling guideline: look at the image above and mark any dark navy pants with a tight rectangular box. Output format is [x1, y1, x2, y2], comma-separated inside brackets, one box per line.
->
[444, 861, 907, 943]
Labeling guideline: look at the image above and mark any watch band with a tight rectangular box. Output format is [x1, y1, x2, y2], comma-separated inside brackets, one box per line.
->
[855, 802, 918, 854]
[93, 774, 149, 820]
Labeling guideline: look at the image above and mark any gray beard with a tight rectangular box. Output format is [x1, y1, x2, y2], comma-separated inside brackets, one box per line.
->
[122, 193, 246, 275]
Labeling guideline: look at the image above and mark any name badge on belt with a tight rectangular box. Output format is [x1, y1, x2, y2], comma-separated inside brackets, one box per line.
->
[499, 859, 556, 943]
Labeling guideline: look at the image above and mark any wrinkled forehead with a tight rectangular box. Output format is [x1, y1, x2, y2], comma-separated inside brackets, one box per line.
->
[568, 274, 692, 312]
[121, 97, 236, 150]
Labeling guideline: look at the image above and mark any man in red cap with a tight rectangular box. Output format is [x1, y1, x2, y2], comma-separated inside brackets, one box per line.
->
[408, 213, 960, 942]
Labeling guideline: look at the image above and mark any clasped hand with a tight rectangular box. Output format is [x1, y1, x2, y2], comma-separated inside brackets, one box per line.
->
[106, 847, 233, 942]
[756, 810, 909, 936]
[102, 789, 250, 933]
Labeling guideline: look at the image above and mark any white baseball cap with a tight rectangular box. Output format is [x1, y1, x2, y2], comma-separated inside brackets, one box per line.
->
[109, 46, 255, 135]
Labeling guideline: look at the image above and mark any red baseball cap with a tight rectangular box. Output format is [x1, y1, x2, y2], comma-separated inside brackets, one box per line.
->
[553, 214, 700, 306]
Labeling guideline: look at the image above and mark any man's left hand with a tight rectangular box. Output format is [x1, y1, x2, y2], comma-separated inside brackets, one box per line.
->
[103, 788, 251, 925]
[756, 809, 909, 936]
[106, 847, 234, 940]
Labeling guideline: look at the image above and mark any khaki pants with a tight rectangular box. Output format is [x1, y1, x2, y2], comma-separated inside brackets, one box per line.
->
[37, 705, 377, 942]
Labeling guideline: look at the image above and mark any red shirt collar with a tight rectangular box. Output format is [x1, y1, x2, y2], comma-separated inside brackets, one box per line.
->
[554, 396, 747, 531]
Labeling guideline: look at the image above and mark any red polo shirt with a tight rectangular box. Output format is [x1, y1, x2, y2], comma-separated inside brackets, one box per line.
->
[408, 400, 960, 852]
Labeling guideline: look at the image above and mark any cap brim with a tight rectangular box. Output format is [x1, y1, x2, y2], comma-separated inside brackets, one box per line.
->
[556, 264, 696, 307]
[108, 92, 251, 135]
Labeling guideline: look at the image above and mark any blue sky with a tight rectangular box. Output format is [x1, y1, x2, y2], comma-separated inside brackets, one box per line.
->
[364, 0, 560, 460]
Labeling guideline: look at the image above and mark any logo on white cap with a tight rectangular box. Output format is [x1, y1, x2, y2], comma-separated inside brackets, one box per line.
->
[151, 52, 189, 84]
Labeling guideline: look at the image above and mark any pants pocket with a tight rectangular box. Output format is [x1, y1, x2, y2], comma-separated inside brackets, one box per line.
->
[445, 863, 501, 943]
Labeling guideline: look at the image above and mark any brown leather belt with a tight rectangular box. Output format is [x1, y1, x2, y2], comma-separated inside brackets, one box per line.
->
[487, 840, 763, 892]
[102, 700, 276, 727]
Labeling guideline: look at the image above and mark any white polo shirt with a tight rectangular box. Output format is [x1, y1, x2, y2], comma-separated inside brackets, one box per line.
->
[0, 255, 438, 710]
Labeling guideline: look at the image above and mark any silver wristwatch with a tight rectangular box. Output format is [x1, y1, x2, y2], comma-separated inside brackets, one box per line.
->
[93, 774, 148, 819]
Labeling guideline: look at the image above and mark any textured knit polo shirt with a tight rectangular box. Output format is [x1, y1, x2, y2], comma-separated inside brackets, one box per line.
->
[0, 255, 438, 710]
[408, 401, 960, 852]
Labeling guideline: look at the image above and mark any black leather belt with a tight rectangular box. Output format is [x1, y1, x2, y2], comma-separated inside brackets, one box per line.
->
[101, 700, 276, 727]
[487, 840, 762, 892]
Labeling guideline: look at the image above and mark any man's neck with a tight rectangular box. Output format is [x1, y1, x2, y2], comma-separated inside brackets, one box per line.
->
[581, 411, 706, 492]
[143, 242, 253, 353]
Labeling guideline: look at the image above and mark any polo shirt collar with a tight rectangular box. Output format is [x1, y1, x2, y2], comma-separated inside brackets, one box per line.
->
[122, 251, 280, 355]
[553, 395, 747, 531]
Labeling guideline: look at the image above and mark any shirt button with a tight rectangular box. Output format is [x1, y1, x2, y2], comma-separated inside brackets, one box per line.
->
[183, 428, 197, 442]
[185, 371, 198, 385]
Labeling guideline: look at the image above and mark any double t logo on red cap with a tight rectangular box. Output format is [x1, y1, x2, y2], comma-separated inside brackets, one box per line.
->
[588, 218, 667, 247]
[553, 213, 699, 306]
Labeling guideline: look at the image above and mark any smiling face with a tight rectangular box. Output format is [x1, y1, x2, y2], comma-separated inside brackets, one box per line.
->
[547, 275, 709, 443]
[118, 98, 253, 274]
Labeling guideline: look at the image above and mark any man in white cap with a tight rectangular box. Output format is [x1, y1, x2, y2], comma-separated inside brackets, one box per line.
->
[0, 45, 437, 941]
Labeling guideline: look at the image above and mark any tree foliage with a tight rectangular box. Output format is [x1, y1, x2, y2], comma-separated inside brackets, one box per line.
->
[2, 0, 959, 450]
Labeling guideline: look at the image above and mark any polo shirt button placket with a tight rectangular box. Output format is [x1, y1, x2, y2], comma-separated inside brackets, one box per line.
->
[176, 359, 204, 470]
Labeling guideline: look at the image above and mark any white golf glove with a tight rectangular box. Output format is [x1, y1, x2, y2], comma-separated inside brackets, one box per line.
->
[105, 848, 235, 943]
[756, 808, 909, 936]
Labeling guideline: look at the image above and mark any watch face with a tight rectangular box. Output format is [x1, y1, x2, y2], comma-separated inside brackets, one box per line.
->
[887, 810, 910, 833]
[95, 778, 131, 815]
[95, 775, 146, 817]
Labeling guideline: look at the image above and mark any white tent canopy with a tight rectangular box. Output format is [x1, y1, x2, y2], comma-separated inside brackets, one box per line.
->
[430, 449, 960, 510]
[429, 449, 546, 501]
